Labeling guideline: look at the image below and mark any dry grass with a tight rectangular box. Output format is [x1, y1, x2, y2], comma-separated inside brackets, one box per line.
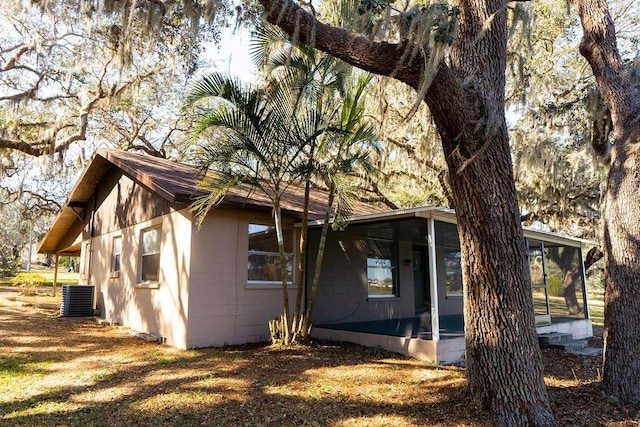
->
[5, 294, 60, 308]
[0, 302, 637, 426]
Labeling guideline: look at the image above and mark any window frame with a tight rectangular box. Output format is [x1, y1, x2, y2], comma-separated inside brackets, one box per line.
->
[366, 238, 399, 298]
[80, 241, 91, 279]
[434, 220, 464, 299]
[138, 226, 162, 287]
[111, 235, 122, 277]
[443, 250, 463, 298]
[247, 223, 294, 287]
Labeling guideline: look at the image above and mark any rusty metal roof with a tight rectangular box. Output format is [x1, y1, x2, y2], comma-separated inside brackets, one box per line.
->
[38, 148, 385, 255]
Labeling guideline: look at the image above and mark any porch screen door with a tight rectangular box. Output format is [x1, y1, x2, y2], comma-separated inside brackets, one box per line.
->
[528, 240, 551, 325]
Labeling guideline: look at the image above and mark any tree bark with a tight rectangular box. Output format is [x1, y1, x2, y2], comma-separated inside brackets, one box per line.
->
[259, 0, 555, 423]
[572, 0, 640, 407]
[442, 0, 553, 422]
[602, 146, 640, 406]
[546, 248, 581, 315]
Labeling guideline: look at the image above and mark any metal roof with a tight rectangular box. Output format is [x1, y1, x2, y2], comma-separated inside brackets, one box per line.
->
[308, 205, 598, 248]
[38, 148, 597, 255]
[38, 148, 385, 255]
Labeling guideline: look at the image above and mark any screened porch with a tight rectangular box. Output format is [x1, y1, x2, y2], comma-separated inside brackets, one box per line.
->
[306, 207, 593, 363]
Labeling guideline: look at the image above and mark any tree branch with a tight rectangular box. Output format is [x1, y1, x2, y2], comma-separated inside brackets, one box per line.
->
[258, 0, 477, 158]
[0, 137, 45, 156]
[584, 246, 603, 271]
[520, 206, 562, 223]
[0, 72, 48, 102]
[0, 45, 31, 71]
[357, 181, 399, 210]
[572, 0, 640, 133]
[386, 137, 444, 173]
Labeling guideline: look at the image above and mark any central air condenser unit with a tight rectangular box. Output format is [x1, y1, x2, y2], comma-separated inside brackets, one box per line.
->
[60, 285, 95, 317]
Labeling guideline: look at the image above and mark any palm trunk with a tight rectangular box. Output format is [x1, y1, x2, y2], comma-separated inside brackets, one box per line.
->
[273, 198, 291, 345]
[301, 185, 336, 339]
[292, 170, 312, 341]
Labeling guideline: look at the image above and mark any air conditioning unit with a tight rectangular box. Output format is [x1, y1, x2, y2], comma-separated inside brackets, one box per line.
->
[60, 285, 95, 317]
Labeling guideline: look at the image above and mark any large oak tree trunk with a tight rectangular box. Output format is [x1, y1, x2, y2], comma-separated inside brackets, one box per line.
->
[435, 0, 555, 423]
[602, 142, 640, 406]
[442, 126, 554, 424]
[572, 0, 640, 406]
[259, 0, 554, 423]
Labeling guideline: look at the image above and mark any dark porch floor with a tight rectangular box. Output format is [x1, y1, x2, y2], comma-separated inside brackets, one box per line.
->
[317, 314, 587, 340]
[317, 314, 465, 340]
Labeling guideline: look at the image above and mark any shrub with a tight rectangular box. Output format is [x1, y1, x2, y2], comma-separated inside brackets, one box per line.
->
[0, 257, 21, 278]
[12, 272, 46, 296]
[547, 277, 564, 297]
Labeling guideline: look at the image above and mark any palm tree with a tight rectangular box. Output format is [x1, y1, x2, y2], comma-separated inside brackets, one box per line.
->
[300, 72, 379, 338]
[186, 73, 316, 345]
[251, 25, 355, 338]
[249, 25, 382, 340]
[187, 37, 380, 344]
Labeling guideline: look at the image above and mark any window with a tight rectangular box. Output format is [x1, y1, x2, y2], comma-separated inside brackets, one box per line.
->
[81, 242, 91, 278]
[248, 224, 293, 285]
[543, 245, 585, 318]
[140, 227, 161, 283]
[366, 239, 398, 297]
[443, 250, 463, 297]
[111, 236, 122, 274]
[435, 221, 463, 298]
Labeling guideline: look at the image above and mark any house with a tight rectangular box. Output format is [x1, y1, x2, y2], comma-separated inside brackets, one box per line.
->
[38, 148, 382, 349]
[39, 149, 595, 362]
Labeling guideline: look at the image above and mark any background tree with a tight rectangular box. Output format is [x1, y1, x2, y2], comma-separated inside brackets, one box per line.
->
[0, 156, 70, 272]
[506, 0, 607, 240]
[0, 1, 204, 158]
[571, 0, 640, 407]
[1, 0, 217, 261]
[501, 0, 640, 404]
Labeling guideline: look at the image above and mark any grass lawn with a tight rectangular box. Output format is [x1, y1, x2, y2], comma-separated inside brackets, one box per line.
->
[0, 267, 78, 306]
[0, 303, 637, 426]
[587, 292, 605, 336]
[0, 266, 80, 287]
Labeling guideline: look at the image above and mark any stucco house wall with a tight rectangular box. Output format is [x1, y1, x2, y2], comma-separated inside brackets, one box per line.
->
[187, 208, 298, 348]
[37, 148, 386, 351]
[306, 229, 416, 325]
[79, 170, 192, 349]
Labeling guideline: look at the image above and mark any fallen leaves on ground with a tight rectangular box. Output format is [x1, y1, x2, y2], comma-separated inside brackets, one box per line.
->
[0, 303, 638, 426]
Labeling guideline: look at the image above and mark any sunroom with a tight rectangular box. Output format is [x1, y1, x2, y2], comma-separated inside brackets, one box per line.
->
[306, 207, 594, 363]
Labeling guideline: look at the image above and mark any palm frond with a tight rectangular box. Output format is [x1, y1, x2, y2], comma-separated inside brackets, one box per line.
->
[186, 72, 246, 106]
[249, 24, 291, 68]
[191, 175, 240, 227]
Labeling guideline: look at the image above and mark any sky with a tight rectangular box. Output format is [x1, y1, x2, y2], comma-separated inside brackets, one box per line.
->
[203, 26, 257, 83]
